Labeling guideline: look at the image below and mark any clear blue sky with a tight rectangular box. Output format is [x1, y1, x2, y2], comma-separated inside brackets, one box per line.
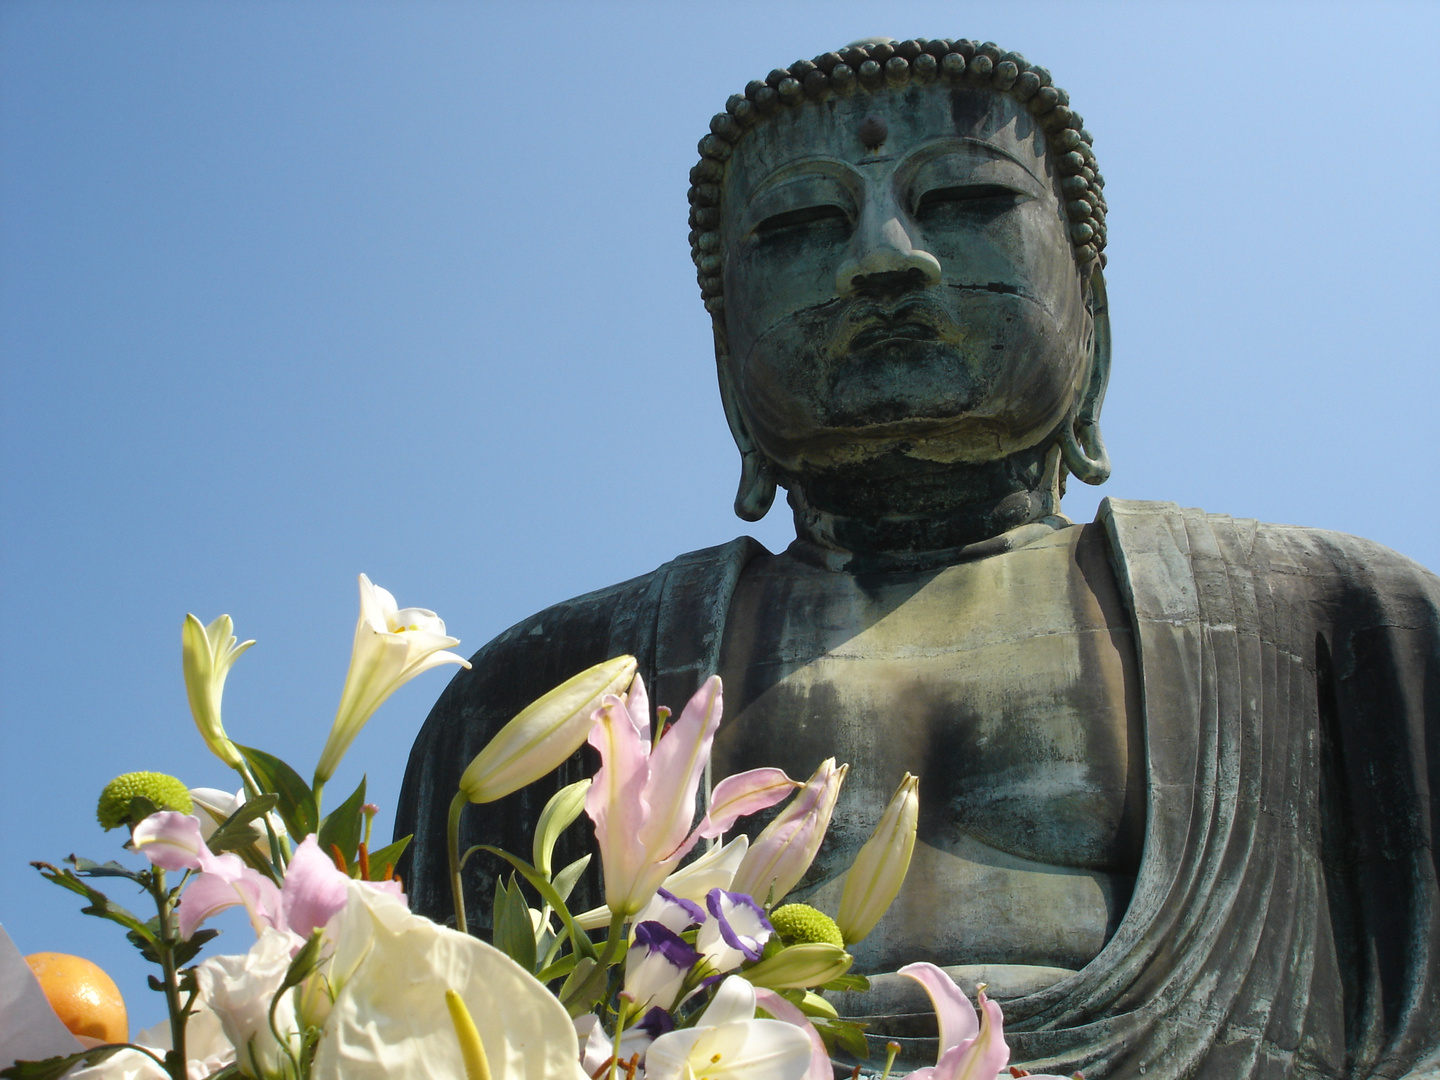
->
[3, 1, 1437, 1032]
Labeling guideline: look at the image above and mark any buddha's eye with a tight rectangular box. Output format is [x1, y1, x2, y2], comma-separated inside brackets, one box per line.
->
[753, 203, 851, 240]
[914, 184, 1022, 223]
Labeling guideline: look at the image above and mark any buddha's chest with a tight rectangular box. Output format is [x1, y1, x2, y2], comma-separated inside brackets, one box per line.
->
[712, 526, 1145, 880]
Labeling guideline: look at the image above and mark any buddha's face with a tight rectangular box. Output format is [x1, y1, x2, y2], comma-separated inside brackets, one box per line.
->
[720, 85, 1093, 474]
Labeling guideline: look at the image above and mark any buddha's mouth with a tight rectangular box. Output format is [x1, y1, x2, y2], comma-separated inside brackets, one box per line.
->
[838, 300, 951, 354]
[849, 321, 938, 350]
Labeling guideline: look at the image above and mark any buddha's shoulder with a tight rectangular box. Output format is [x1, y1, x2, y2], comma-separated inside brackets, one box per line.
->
[437, 537, 768, 714]
[1101, 497, 1439, 599]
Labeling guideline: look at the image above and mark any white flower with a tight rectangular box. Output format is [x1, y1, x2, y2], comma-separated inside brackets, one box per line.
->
[315, 574, 471, 787]
[644, 976, 813, 1080]
[309, 876, 587, 1080]
[194, 929, 302, 1079]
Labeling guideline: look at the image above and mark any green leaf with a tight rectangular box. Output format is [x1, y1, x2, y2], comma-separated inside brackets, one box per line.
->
[171, 927, 219, 968]
[493, 875, 537, 973]
[550, 854, 591, 905]
[535, 953, 579, 984]
[206, 793, 280, 853]
[32, 863, 157, 946]
[532, 778, 591, 878]
[282, 930, 327, 992]
[71, 859, 143, 883]
[821, 972, 871, 993]
[236, 744, 318, 839]
[556, 956, 598, 1017]
[475, 845, 596, 961]
[0, 1044, 148, 1080]
[317, 776, 367, 869]
[364, 835, 410, 881]
[127, 795, 160, 823]
[814, 1018, 871, 1060]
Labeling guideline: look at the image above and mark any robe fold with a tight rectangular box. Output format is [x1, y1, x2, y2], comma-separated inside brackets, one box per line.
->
[395, 498, 1440, 1079]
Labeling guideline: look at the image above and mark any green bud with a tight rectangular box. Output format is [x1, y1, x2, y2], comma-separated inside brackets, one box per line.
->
[742, 942, 853, 990]
[96, 771, 193, 830]
[769, 903, 844, 948]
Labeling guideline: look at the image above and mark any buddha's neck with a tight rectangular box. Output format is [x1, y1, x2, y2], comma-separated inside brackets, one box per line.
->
[782, 443, 1066, 572]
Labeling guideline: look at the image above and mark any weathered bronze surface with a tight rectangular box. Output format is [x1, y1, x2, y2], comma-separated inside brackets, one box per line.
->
[397, 38, 1440, 1079]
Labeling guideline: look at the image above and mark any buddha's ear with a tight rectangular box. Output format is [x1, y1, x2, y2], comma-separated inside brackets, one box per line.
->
[713, 317, 777, 522]
[1059, 265, 1112, 485]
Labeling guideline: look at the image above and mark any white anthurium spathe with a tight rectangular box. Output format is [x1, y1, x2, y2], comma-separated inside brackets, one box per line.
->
[181, 613, 254, 770]
[643, 976, 813, 1080]
[314, 574, 471, 788]
[310, 876, 588, 1080]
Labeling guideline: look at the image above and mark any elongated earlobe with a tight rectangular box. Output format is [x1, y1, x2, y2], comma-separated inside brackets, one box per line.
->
[1061, 268, 1112, 486]
[735, 448, 777, 521]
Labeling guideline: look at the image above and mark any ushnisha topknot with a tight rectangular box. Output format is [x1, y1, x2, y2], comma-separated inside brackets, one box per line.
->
[687, 38, 1107, 316]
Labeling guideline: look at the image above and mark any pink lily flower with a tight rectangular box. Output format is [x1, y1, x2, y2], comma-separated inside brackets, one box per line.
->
[585, 674, 796, 917]
[898, 963, 1009, 1080]
[729, 757, 848, 906]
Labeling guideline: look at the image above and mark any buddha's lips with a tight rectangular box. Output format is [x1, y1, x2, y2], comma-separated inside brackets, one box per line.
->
[835, 299, 953, 354]
[848, 322, 938, 349]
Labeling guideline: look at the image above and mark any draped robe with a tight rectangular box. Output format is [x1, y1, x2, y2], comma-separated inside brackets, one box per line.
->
[395, 499, 1440, 1079]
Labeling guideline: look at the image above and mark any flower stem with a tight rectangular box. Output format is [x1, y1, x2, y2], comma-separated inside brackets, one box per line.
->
[448, 791, 470, 934]
[147, 868, 188, 1080]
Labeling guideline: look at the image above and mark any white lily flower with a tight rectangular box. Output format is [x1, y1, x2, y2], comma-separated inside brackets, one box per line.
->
[644, 976, 813, 1080]
[315, 574, 471, 788]
[310, 876, 587, 1080]
[181, 613, 254, 770]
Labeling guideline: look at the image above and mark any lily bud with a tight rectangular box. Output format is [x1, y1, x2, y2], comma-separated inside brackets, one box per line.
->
[459, 655, 637, 803]
[741, 942, 853, 990]
[182, 613, 254, 770]
[730, 758, 848, 906]
[836, 772, 919, 945]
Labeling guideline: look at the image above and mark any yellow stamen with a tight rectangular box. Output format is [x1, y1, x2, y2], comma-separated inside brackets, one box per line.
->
[445, 989, 492, 1080]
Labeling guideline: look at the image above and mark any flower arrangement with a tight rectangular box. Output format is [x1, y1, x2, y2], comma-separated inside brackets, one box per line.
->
[3, 576, 1072, 1080]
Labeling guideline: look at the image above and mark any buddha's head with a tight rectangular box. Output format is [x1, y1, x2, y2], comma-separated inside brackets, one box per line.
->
[689, 39, 1112, 535]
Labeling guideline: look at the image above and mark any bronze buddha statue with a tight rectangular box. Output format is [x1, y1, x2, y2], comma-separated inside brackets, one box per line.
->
[397, 38, 1440, 1079]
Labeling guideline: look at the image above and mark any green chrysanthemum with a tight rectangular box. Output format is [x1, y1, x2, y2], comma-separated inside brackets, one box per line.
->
[769, 903, 845, 948]
[96, 771, 193, 830]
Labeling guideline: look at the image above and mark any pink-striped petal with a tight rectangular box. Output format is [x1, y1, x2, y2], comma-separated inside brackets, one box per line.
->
[131, 811, 208, 872]
[585, 697, 655, 913]
[642, 676, 723, 861]
[730, 759, 847, 905]
[898, 962, 979, 1055]
[177, 862, 282, 940]
[281, 835, 350, 938]
[698, 768, 798, 839]
[625, 672, 652, 743]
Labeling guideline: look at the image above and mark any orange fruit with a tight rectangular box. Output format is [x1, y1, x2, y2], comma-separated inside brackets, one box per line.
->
[25, 952, 129, 1045]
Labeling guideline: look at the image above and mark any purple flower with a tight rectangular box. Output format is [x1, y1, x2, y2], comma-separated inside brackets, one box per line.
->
[697, 888, 773, 973]
[634, 887, 707, 934]
[624, 920, 703, 1014]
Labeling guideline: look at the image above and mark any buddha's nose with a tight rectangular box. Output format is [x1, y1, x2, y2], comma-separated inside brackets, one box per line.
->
[836, 211, 942, 296]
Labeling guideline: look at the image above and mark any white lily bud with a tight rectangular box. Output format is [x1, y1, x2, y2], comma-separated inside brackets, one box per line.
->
[181, 613, 253, 770]
[836, 772, 919, 945]
[459, 655, 637, 803]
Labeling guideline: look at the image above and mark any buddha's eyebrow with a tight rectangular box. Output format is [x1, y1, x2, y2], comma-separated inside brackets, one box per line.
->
[900, 137, 1045, 185]
[745, 157, 856, 200]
